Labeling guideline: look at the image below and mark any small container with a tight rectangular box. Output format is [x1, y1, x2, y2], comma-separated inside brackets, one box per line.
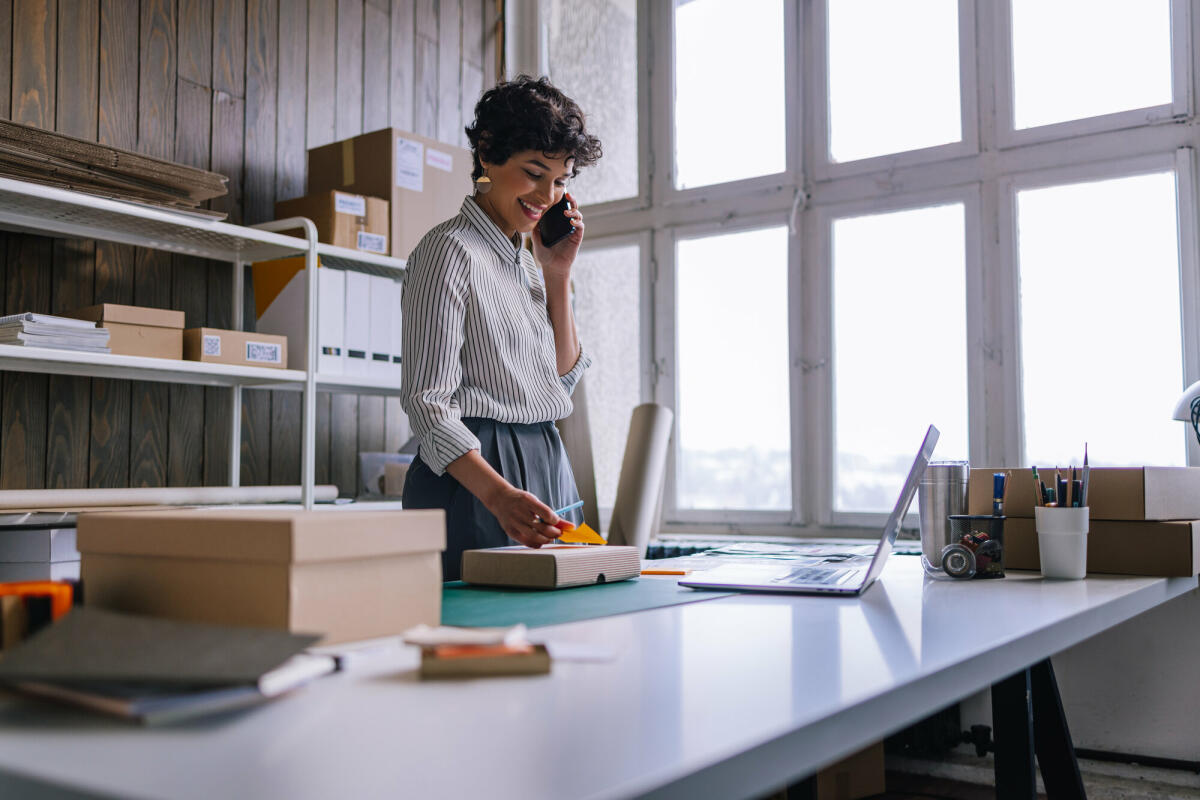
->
[918, 461, 970, 577]
[1035, 506, 1088, 580]
[943, 515, 1006, 579]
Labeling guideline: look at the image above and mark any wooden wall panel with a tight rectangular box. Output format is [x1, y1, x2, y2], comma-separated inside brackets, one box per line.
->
[0, 0, 490, 497]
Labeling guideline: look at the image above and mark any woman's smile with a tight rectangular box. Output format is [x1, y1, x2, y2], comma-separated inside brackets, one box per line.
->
[517, 197, 545, 220]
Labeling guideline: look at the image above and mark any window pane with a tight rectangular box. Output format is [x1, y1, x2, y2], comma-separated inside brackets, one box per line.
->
[674, 0, 786, 189]
[827, 0, 961, 163]
[545, 0, 638, 204]
[572, 243, 642, 512]
[676, 227, 791, 510]
[833, 205, 968, 512]
[1019, 173, 1183, 467]
[1011, 0, 1173, 130]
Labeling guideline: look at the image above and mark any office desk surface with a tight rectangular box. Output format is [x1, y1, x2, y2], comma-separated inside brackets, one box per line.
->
[0, 559, 1193, 800]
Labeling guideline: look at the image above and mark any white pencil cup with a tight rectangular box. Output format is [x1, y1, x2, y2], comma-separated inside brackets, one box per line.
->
[1034, 506, 1089, 580]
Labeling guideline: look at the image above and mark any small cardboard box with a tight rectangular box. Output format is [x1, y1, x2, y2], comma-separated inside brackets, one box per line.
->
[274, 190, 389, 254]
[307, 128, 472, 258]
[65, 303, 184, 359]
[77, 509, 446, 645]
[462, 545, 641, 589]
[1003, 517, 1200, 576]
[183, 327, 288, 370]
[969, 467, 1200, 520]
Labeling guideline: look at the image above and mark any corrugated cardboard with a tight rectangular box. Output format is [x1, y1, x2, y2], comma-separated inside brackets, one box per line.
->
[462, 545, 641, 589]
[77, 509, 446, 645]
[1003, 517, 1200, 576]
[969, 467, 1200, 520]
[65, 303, 184, 359]
[307, 128, 472, 258]
[274, 191, 389, 253]
[183, 327, 288, 370]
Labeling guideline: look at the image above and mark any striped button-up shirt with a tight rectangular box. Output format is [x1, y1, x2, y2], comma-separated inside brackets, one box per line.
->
[401, 196, 592, 475]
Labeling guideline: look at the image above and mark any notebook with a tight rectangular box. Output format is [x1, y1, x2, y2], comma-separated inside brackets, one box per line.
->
[679, 424, 939, 596]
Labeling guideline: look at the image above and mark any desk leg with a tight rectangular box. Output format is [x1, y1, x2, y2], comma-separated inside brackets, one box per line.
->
[991, 660, 1087, 800]
[1030, 659, 1086, 800]
[992, 669, 1037, 799]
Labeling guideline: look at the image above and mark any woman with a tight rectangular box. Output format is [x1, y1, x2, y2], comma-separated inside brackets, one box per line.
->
[401, 75, 603, 581]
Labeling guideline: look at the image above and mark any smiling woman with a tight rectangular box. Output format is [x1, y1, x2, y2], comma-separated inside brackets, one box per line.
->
[400, 76, 604, 581]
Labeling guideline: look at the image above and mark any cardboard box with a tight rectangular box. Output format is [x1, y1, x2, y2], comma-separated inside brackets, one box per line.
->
[969, 467, 1200, 520]
[65, 303, 184, 359]
[307, 128, 472, 258]
[251, 258, 348, 373]
[816, 742, 885, 800]
[1002, 516, 1199, 576]
[274, 191, 389, 254]
[77, 509, 446, 645]
[461, 545, 641, 589]
[183, 327, 288, 370]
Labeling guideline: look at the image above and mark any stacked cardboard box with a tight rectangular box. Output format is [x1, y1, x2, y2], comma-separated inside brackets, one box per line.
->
[64, 304, 184, 359]
[274, 190, 389, 254]
[183, 328, 288, 369]
[967, 467, 1200, 576]
[0, 526, 79, 582]
[251, 258, 401, 382]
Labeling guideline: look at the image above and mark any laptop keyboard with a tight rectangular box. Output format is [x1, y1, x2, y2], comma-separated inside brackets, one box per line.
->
[774, 567, 856, 586]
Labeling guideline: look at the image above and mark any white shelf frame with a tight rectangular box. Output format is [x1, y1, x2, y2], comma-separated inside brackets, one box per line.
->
[0, 177, 407, 510]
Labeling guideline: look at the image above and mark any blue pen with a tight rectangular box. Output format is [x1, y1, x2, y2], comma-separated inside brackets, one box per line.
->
[992, 472, 1006, 516]
[553, 500, 584, 517]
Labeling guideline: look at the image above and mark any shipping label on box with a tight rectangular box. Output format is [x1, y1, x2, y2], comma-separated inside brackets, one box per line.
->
[274, 191, 388, 253]
[184, 328, 287, 370]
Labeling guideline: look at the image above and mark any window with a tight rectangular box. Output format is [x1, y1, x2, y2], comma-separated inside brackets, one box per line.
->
[675, 226, 791, 511]
[545, 0, 639, 204]
[673, 0, 787, 189]
[572, 241, 645, 511]
[826, 0, 962, 163]
[1017, 170, 1185, 467]
[521, 0, 1197, 535]
[832, 203, 969, 512]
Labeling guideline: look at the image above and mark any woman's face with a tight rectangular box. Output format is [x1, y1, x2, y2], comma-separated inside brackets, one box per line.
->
[477, 150, 573, 238]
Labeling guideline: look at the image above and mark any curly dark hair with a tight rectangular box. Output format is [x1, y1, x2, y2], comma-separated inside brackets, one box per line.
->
[465, 75, 603, 180]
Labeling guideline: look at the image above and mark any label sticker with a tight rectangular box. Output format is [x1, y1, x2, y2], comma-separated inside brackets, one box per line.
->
[395, 137, 424, 192]
[426, 148, 453, 172]
[356, 231, 388, 253]
[334, 192, 367, 216]
[202, 335, 221, 357]
[246, 341, 283, 365]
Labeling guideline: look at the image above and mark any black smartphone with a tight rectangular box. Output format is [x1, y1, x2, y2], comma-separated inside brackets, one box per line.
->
[539, 195, 576, 248]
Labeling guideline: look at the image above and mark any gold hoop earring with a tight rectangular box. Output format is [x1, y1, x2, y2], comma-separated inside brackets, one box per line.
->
[474, 171, 492, 195]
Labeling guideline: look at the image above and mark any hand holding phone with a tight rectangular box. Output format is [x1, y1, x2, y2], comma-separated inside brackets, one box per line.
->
[538, 195, 576, 248]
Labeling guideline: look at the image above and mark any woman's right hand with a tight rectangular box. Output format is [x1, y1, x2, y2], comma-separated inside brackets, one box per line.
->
[484, 485, 563, 548]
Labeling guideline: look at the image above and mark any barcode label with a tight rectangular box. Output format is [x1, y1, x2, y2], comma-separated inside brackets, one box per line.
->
[334, 192, 367, 216]
[357, 231, 387, 253]
[202, 335, 221, 356]
[246, 341, 282, 364]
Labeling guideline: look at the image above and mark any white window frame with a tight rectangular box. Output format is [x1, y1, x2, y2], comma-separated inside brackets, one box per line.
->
[994, 0, 1192, 149]
[996, 149, 1200, 467]
[809, 0, 980, 181]
[516, 0, 1200, 537]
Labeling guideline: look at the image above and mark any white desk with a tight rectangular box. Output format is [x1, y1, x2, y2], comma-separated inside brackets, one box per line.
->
[0, 558, 1193, 800]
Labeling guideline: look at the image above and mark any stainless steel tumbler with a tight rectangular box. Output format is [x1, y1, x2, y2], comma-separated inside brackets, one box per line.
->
[918, 460, 969, 576]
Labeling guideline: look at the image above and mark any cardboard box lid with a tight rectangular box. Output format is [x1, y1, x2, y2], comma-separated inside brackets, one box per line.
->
[66, 303, 185, 330]
[969, 466, 1200, 520]
[77, 509, 445, 563]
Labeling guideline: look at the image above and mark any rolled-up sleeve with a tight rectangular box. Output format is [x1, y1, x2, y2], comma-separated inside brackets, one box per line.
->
[401, 235, 481, 475]
[558, 344, 592, 396]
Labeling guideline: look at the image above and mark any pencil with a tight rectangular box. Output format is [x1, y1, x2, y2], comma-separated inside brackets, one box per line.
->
[1080, 444, 1090, 507]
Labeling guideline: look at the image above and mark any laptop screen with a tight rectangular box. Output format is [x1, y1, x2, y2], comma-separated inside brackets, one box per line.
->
[859, 424, 940, 587]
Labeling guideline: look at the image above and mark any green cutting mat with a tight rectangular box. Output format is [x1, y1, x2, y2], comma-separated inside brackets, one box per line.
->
[441, 578, 734, 628]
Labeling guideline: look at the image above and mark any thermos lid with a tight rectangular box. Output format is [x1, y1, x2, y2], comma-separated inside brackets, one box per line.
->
[921, 460, 969, 482]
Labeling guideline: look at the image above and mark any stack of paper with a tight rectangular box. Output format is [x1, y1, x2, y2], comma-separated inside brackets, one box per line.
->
[0, 608, 333, 724]
[0, 312, 111, 354]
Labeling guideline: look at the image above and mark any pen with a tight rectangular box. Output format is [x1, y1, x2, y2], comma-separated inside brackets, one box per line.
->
[552, 500, 584, 517]
[1080, 444, 1089, 507]
[992, 472, 1005, 516]
[537, 500, 585, 531]
[1031, 467, 1042, 507]
[1057, 471, 1067, 510]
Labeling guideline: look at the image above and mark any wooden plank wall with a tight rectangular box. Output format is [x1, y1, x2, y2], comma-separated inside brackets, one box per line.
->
[0, 0, 497, 495]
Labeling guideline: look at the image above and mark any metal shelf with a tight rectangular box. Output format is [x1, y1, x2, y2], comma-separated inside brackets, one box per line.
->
[314, 372, 404, 396]
[0, 176, 309, 262]
[0, 344, 306, 388]
[316, 242, 406, 276]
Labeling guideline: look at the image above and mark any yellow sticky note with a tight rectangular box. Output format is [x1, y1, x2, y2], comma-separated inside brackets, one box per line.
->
[558, 523, 606, 545]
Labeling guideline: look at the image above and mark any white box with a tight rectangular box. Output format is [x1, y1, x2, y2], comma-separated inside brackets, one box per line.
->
[390, 278, 403, 380]
[344, 270, 370, 376]
[0, 527, 78, 563]
[368, 274, 393, 379]
[318, 267, 345, 375]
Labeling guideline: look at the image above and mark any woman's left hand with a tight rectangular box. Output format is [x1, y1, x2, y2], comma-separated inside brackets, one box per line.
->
[532, 192, 584, 282]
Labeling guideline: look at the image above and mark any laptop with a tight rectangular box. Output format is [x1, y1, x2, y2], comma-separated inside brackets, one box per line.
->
[679, 424, 939, 596]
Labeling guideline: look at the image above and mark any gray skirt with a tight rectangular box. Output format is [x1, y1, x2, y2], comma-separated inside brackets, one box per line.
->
[402, 417, 583, 581]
